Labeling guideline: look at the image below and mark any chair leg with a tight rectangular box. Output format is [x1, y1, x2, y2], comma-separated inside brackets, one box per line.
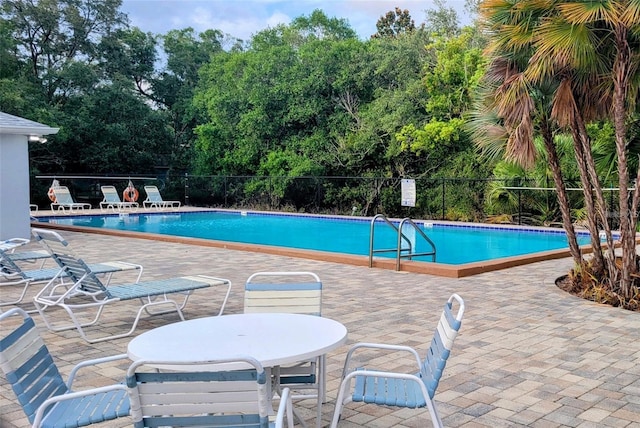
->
[426, 397, 444, 428]
[329, 377, 351, 428]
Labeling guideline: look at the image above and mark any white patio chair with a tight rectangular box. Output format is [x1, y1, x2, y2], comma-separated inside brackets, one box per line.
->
[330, 293, 465, 428]
[0, 307, 130, 428]
[244, 271, 323, 424]
[126, 356, 294, 428]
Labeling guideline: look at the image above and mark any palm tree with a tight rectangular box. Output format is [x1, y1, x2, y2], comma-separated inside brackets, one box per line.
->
[528, 0, 640, 297]
[473, 0, 586, 267]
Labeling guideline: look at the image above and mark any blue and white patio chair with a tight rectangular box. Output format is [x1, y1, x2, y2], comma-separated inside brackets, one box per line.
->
[330, 293, 465, 428]
[126, 356, 294, 428]
[142, 185, 181, 209]
[1, 239, 142, 309]
[50, 186, 91, 212]
[244, 271, 324, 426]
[0, 307, 130, 428]
[30, 228, 231, 343]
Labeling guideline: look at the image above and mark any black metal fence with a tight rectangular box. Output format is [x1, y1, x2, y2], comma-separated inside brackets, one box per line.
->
[32, 173, 618, 227]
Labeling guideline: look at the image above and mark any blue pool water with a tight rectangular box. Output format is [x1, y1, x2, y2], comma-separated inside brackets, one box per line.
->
[41, 211, 591, 265]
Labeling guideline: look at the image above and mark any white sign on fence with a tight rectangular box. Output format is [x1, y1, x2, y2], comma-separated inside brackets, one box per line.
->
[401, 179, 416, 207]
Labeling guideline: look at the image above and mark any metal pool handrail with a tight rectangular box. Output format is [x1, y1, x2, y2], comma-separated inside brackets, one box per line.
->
[369, 215, 436, 271]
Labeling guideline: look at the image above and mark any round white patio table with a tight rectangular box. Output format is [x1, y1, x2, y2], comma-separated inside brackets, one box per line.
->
[127, 312, 348, 369]
[127, 313, 348, 427]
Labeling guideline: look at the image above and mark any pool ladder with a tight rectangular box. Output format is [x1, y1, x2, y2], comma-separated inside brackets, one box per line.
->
[368, 214, 436, 271]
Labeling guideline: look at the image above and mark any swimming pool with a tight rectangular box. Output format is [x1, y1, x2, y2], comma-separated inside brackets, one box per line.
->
[39, 210, 591, 265]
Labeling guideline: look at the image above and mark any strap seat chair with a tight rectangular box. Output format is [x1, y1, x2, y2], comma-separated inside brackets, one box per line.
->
[126, 356, 294, 428]
[142, 185, 181, 209]
[244, 271, 324, 425]
[0, 307, 130, 428]
[99, 185, 138, 212]
[50, 186, 91, 212]
[1, 239, 142, 310]
[30, 228, 231, 343]
[330, 293, 465, 428]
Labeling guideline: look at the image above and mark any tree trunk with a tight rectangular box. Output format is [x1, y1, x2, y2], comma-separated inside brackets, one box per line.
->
[573, 110, 618, 282]
[613, 26, 635, 298]
[570, 119, 605, 276]
[540, 118, 582, 265]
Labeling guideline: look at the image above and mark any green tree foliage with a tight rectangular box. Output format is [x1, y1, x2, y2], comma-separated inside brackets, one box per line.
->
[0, 0, 175, 177]
[2, 0, 127, 101]
[392, 28, 485, 178]
[1, 1, 510, 221]
[424, 0, 460, 38]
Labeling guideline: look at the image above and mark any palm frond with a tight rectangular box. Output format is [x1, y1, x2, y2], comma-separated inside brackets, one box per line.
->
[551, 78, 577, 128]
[558, 1, 615, 25]
[534, 18, 601, 71]
[621, 0, 640, 26]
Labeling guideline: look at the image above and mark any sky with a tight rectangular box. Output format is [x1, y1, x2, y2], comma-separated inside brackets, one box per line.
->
[120, 0, 472, 42]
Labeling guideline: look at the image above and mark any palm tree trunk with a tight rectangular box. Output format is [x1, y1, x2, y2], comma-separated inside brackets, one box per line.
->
[570, 119, 605, 276]
[613, 26, 635, 298]
[540, 118, 582, 265]
[573, 108, 618, 280]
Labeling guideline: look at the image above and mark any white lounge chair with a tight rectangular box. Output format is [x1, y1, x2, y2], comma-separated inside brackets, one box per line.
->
[127, 356, 294, 428]
[143, 185, 181, 209]
[99, 185, 138, 212]
[50, 186, 91, 212]
[330, 293, 465, 428]
[244, 271, 324, 426]
[31, 228, 231, 343]
[1, 238, 50, 266]
[1, 238, 142, 309]
[0, 307, 130, 428]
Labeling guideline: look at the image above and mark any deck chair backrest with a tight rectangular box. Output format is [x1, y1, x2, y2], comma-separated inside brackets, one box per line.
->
[0, 308, 69, 424]
[421, 293, 464, 399]
[127, 357, 271, 428]
[52, 186, 75, 204]
[143, 185, 164, 202]
[101, 186, 122, 203]
[33, 229, 109, 296]
[244, 272, 322, 316]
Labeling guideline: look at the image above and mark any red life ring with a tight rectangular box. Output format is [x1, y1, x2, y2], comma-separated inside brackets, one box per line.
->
[123, 187, 139, 202]
[47, 187, 57, 203]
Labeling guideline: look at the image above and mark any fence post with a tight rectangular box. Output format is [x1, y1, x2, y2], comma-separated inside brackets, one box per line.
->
[184, 173, 189, 206]
[518, 188, 522, 225]
[441, 178, 445, 220]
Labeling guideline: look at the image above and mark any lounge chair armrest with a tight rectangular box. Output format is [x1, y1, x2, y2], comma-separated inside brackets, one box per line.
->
[67, 353, 129, 389]
[342, 342, 422, 376]
[33, 383, 128, 428]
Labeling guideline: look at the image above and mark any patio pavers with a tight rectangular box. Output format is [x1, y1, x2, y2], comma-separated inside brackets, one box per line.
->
[2, 230, 640, 427]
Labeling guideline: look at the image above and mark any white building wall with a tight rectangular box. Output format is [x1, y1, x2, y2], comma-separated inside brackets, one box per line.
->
[0, 134, 30, 240]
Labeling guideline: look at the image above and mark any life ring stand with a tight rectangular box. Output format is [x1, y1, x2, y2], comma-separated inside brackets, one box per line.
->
[123, 186, 139, 202]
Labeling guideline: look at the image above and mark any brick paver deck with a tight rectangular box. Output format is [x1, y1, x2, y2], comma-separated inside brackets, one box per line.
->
[2, 229, 640, 427]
